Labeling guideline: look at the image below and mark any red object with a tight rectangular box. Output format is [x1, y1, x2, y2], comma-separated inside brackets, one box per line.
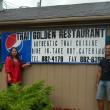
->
[6, 34, 16, 49]
[5, 56, 22, 84]
[53, 107, 73, 110]
[63, 108, 73, 110]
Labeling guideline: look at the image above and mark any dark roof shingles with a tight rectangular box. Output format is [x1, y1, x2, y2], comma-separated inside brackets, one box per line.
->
[0, 1, 110, 21]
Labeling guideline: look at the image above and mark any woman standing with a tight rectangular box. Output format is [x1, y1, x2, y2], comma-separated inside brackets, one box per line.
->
[5, 47, 30, 86]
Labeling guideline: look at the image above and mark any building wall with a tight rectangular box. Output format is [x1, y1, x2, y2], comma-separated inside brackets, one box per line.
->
[0, 64, 98, 110]
[0, 22, 109, 110]
[23, 64, 98, 110]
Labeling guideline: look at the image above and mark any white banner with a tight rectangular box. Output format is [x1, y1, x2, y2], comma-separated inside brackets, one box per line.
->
[31, 27, 106, 63]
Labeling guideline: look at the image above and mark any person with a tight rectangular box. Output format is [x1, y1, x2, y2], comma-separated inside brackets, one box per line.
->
[96, 44, 110, 110]
[5, 47, 30, 86]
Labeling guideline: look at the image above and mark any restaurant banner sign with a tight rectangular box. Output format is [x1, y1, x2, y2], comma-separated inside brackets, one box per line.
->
[2, 27, 106, 64]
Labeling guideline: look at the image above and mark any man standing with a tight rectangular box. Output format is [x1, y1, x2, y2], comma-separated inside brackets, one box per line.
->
[96, 44, 110, 110]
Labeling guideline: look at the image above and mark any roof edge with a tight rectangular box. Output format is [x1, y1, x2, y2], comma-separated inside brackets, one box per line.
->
[0, 16, 110, 25]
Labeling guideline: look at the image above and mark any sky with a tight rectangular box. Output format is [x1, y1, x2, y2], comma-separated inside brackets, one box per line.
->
[3, 0, 110, 9]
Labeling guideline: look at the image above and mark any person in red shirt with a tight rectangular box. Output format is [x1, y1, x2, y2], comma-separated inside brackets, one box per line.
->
[5, 47, 30, 86]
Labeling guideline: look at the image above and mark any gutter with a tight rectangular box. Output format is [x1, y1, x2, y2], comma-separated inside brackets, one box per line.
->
[0, 15, 110, 25]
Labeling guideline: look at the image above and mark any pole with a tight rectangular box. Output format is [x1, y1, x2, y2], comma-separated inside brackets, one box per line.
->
[0, 0, 3, 11]
[39, 0, 41, 7]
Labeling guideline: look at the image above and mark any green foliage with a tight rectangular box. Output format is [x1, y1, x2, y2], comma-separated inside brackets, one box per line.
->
[0, 81, 53, 110]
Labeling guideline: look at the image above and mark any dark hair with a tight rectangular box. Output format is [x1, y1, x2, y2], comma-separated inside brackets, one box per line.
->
[106, 44, 110, 46]
[9, 47, 20, 60]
